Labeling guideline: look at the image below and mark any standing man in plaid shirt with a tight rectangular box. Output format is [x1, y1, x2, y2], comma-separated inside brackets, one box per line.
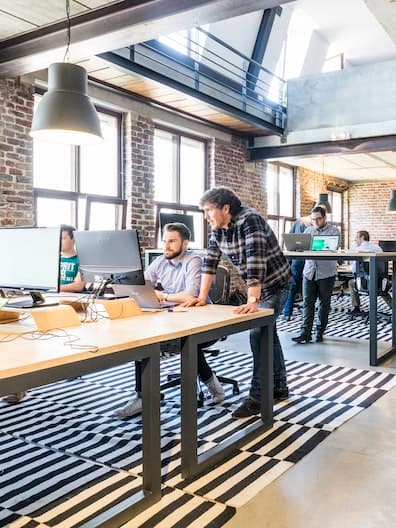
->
[185, 186, 290, 418]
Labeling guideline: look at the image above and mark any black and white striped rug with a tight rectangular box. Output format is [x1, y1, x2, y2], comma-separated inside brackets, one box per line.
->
[0, 349, 395, 527]
[277, 295, 392, 341]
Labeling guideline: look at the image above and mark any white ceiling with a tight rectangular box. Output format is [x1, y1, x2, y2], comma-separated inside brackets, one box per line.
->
[281, 151, 396, 181]
[297, 0, 396, 66]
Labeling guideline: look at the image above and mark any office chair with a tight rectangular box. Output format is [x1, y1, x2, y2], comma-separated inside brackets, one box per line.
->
[349, 261, 392, 322]
[160, 265, 240, 404]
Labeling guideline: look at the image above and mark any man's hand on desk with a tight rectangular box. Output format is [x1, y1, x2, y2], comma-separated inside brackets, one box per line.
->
[233, 301, 259, 314]
[181, 296, 206, 307]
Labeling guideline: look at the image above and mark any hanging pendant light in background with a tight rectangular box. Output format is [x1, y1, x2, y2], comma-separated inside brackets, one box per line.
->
[386, 190, 396, 214]
[314, 157, 332, 213]
[315, 192, 332, 214]
[30, 0, 103, 145]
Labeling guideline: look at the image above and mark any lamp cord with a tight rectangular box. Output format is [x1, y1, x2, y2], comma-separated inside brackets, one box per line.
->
[63, 0, 71, 62]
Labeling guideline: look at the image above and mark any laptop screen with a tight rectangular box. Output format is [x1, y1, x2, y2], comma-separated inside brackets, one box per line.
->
[311, 235, 339, 251]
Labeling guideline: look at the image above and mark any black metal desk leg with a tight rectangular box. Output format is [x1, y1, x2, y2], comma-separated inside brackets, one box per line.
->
[180, 335, 199, 478]
[369, 256, 378, 366]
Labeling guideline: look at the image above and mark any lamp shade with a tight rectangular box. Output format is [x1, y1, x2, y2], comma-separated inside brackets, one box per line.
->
[30, 63, 103, 145]
[387, 190, 396, 213]
[315, 193, 332, 214]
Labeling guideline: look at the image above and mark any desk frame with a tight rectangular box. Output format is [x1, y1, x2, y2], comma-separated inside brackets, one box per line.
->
[181, 316, 274, 478]
[0, 344, 161, 528]
[286, 252, 396, 366]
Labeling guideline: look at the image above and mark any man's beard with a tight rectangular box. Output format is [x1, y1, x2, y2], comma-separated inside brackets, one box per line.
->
[164, 247, 183, 260]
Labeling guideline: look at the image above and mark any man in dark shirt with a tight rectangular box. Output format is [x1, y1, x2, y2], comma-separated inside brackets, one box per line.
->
[185, 186, 290, 418]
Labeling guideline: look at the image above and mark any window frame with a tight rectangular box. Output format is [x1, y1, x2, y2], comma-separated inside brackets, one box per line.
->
[153, 125, 208, 246]
[33, 91, 123, 229]
[266, 162, 297, 240]
[327, 188, 344, 240]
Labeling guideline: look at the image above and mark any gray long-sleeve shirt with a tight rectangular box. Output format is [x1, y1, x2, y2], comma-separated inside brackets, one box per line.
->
[303, 223, 341, 280]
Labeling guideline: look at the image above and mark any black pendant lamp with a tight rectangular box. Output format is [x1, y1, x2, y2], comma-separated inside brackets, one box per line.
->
[387, 190, 396, 214]
[30, 1, 102, 145]
[315, 193, 332, 214]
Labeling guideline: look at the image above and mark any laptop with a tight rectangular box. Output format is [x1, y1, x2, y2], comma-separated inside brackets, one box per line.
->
[311, 235, 339, 251]
[283, 233, 312, 252]
[112, 280, 179, 310]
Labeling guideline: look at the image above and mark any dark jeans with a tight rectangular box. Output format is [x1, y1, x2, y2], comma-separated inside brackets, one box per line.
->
[249, 287, 288, 402]
[135, 342, 213, 396]
[283, 260, 304, 316]
[301, 275, 336, 337]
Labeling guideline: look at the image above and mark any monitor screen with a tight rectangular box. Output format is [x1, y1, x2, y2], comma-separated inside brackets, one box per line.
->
[74, 229, 145, 285]
[311, 235, 339, 251]
[159, 212, 195, 242]
[0, 226, 60, 292]
[379, 240, 396, 252]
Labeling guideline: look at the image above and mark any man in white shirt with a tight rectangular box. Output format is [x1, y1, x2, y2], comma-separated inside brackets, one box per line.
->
[349, 230, 392, 314]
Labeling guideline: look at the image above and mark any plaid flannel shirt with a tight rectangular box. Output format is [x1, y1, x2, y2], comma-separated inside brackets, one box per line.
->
[202, 207, 290, 299]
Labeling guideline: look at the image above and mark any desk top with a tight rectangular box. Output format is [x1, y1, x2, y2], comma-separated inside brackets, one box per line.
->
[285, 250, 396, 260]
[0, 304, 273, 380]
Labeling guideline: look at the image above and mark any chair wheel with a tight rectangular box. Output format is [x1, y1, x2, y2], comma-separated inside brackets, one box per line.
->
[233, 387, 240, 395]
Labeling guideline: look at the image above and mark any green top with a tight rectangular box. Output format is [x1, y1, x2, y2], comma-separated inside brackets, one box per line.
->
[60, 254, 79, 285]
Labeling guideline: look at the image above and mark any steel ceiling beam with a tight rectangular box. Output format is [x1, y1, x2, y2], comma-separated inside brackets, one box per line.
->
[248, 135, 396, 160]
[0, 0, 294, 78]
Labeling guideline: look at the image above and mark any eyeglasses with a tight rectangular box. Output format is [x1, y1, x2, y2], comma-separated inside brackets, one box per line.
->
[311, 216, 324, 221]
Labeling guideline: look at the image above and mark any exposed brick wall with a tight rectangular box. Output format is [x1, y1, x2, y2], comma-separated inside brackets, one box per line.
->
[209, 136, 267, 215]
[0, 78, 34, 226]
[349, 181, 396, 244]
[124, 114, 156, 250]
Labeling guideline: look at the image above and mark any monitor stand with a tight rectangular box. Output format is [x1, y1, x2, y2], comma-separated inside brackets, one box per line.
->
[7, 291, 59, 309]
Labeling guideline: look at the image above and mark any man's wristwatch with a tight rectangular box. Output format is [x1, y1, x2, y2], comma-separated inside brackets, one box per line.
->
[247, 296, 259, 304]
[163, 292, 169, 301]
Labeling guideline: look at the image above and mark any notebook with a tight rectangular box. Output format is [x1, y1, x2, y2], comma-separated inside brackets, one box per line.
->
[112, 280, 179, 309]
[311, 235, 339, 251]
[283, 233, 312, 251]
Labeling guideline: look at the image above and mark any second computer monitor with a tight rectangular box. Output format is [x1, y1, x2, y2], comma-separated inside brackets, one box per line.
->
[379, 240, 396, 252]
[159, 212, 195, 242]
[74, 229, 145, 285]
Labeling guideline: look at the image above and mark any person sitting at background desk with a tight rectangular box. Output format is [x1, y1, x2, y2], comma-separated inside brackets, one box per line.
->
[3, 224, 85, 404]
[116, 222, 225, 418]
[292, 206, 340, 344]
[349, 230, 392, 315]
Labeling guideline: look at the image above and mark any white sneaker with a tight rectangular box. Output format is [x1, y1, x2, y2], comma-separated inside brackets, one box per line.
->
[116, 397, 142, 418]
[3, 391, 27, 404]
[205, 374, 225, 404]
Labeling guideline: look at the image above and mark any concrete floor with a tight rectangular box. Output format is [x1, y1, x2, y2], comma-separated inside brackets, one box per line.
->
[223, 330, 396, 528]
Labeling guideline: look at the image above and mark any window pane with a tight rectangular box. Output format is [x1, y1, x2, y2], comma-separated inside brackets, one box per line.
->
[267, 165, 277, 215]
[154, 130, 177, 202]
[80, 113, 119, 196]
[36, 197, 75, 227]
[180, 137, 205, 205]
[87, 203, 122, 230]
[279, 167, 294, 217]
[189, 211, 204, 249]
[33, 139, 74, 191]
[267, 219, 279, 240]
[331, 192, 342, 223]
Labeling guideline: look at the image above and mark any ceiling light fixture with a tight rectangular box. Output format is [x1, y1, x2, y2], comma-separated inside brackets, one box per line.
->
[315, 158, 332, 213]
[30, 0, 103, 145]
[386, 190, 396, 214]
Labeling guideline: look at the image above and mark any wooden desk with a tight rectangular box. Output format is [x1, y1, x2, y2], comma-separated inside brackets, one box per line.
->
[0, 304, 274, 524]
[285, 251, 396, 365]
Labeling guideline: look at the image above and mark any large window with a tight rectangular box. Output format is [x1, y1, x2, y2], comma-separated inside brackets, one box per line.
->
[266, 163, 296, 240]
[154, 127, 207, 247]
[33, 94, 123, 230]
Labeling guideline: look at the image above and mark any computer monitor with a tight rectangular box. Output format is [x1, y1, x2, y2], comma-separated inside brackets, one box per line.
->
[0, 226, 61, 308]
[159, 212, 195, 242]
[379, 240, 396, 252]
[74, 229, 145, 287]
